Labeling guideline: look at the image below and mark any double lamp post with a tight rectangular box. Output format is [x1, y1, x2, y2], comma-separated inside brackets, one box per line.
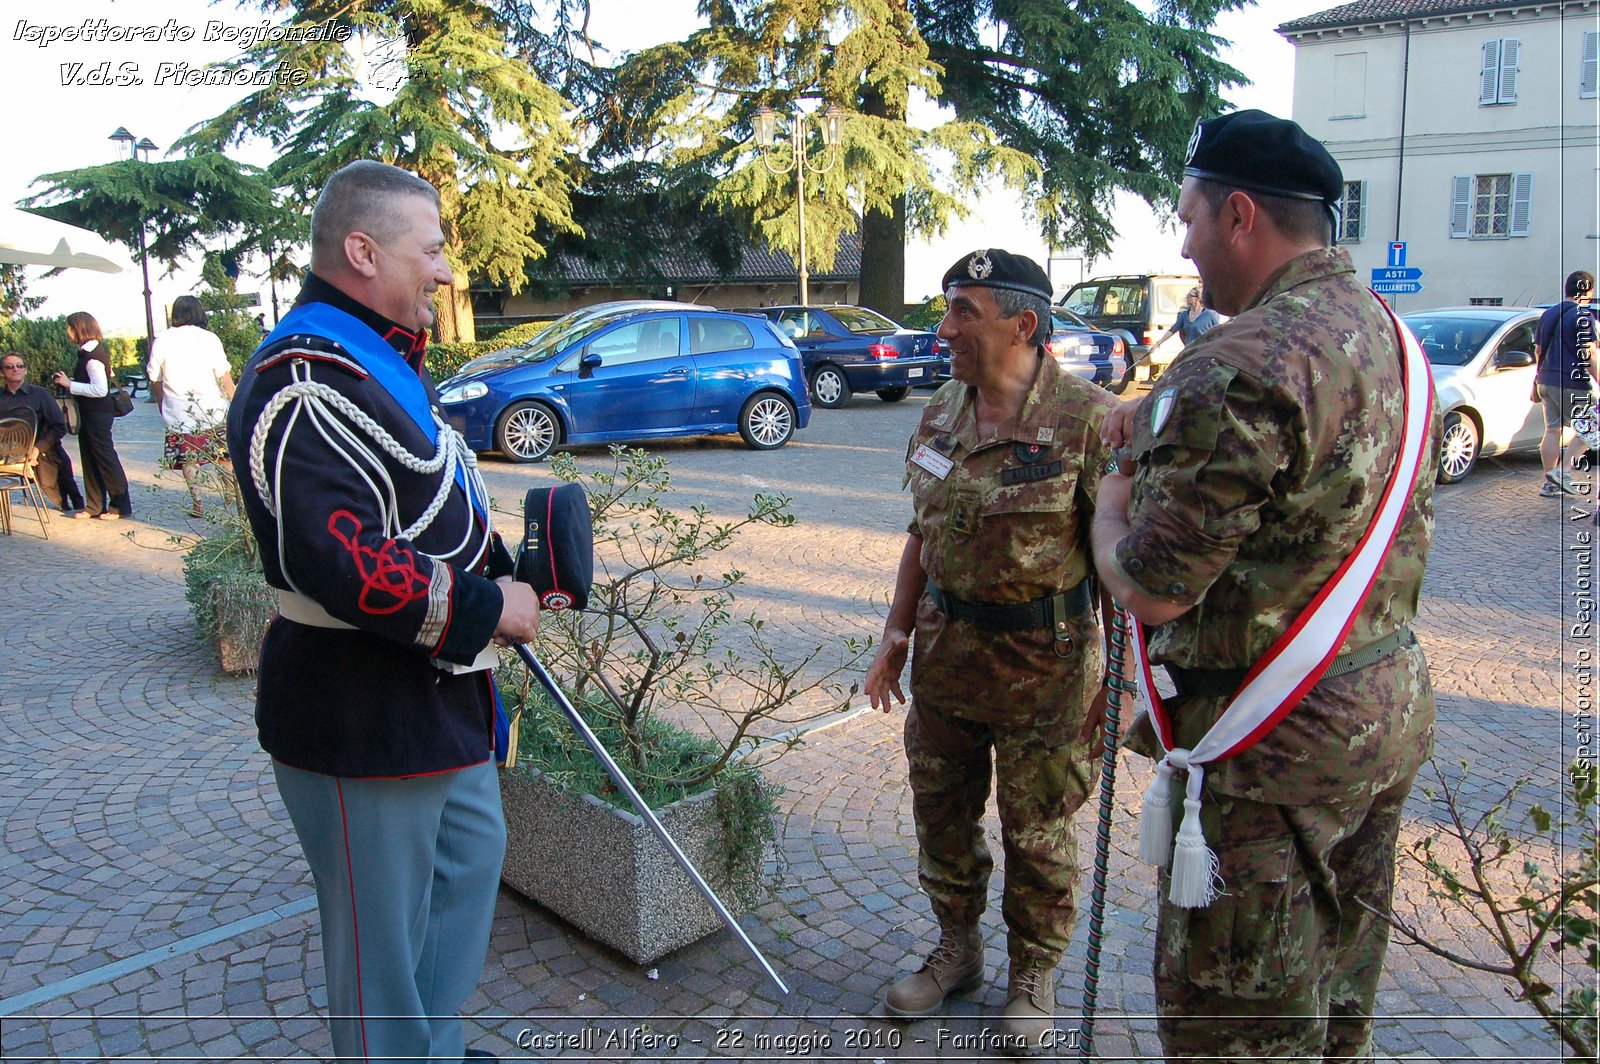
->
[752, 104, 843, 307]
[108, 126, 159, 357]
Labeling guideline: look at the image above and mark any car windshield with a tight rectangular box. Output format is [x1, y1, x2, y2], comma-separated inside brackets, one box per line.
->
[829, 306, 898, 334]
[1403, 315, 1502, 367]
[516, 308, 644, 363]
[1051, 310, 1093, 333]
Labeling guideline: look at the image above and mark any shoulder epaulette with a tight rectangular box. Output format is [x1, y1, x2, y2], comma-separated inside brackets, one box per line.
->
[254, 334, 370, 379]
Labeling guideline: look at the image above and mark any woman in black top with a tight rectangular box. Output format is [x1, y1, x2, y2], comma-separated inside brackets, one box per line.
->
[50, 311, 132, 519]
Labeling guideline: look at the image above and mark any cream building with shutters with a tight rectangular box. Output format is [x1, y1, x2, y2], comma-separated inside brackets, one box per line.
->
[1279, 0, 1598, 308]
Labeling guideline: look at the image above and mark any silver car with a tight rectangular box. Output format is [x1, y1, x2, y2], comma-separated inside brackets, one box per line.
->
[1404, 306, 1543, 483]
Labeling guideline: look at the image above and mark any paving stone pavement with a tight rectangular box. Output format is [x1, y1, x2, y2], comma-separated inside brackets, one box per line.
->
[0, 393, 1590, 1061]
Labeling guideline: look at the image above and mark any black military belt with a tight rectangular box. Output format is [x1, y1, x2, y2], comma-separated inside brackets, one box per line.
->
[1167, 626, 1415, 698]
[926, 579, 1092, 633]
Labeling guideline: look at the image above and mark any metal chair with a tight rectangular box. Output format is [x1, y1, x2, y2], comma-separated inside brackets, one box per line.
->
[0, 415, 50, 538]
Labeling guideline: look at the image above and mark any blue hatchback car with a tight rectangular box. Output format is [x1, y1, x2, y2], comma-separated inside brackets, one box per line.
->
[437, 303, 811, 462]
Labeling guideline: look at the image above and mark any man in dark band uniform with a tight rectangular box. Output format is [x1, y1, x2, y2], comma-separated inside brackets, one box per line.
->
[227, 160, 540, 1063]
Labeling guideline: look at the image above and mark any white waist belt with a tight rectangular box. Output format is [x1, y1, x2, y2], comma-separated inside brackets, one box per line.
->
[277, 590, 499, 675]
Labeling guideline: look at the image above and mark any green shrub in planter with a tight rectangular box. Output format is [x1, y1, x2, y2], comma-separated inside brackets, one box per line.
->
[497, 673, 777, 895]
[181, 525, 275, 673]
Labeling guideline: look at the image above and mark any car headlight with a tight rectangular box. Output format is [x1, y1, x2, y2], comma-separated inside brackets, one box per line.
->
[439, 381, 487, 404]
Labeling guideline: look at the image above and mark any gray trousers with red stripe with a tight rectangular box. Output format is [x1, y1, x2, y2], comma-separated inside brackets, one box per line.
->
[274, 759, 505, 1063]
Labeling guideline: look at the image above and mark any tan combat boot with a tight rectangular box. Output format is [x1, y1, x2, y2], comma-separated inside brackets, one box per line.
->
[883, 924, 984, 1017]
[999, 956, 1054, 1056]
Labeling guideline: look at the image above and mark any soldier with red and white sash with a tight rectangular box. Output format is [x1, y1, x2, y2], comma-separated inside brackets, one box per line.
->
[1092, 111, 1442, 1062]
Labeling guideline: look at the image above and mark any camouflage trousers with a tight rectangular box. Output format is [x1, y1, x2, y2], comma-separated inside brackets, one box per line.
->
[1153, 765, 1420, 1063]
[904, 698, 1097, 964]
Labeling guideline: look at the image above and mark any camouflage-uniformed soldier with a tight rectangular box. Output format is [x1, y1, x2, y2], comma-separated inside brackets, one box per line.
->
[865, 249, 1116, 1053]
[1091, 111, 1441, 1062]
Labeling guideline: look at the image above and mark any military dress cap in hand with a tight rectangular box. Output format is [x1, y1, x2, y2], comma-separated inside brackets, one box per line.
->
[941, 248, 1053, 301]
[515, 483, 593, 611]
[1183, 109, 1343, 206]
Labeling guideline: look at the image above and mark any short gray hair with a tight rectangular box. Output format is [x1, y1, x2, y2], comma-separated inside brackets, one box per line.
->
[1191, 177, 1332, 247]
[310, 161, 440, 266]
[991, 288, 1052, 347]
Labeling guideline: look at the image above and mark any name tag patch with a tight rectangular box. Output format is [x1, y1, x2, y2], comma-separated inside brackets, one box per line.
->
[911, 443, 955, 479]
[1002, 460, 1063, 485]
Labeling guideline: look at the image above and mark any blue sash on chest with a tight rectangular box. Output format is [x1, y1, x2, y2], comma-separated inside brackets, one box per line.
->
[262, 302, 479, 511]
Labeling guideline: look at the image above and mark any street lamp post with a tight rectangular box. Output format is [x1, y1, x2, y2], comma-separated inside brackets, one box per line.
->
[752, 104, 843, 306]
[108, 127, 159, 355]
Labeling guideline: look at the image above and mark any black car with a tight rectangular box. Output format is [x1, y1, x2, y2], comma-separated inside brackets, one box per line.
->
[733, 305, 943, 407]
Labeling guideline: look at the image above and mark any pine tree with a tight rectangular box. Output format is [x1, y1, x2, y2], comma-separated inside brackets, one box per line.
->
[28, 154, 284, 271]
[178, 1, 586, 343]
[590, 0, 1037, 315]
[901, 0, 1250, 273]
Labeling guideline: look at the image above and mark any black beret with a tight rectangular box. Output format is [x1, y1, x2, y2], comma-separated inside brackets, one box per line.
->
[515, 484, 593, 611]
[941, 248, 1052, 301]
[1183, 109, 1343, 207]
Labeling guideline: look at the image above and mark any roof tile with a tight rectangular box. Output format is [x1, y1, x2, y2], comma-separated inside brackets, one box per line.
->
[1278, 1, 1529, 33]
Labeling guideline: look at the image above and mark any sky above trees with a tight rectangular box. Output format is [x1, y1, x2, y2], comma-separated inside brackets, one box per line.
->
[3, 0, 1336, 332]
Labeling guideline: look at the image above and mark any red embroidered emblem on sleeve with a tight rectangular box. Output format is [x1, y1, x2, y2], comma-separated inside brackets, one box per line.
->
[328, 510, 431, 615]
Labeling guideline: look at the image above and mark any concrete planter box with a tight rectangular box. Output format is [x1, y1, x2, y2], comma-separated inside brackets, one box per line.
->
[500, 766, 765, 964]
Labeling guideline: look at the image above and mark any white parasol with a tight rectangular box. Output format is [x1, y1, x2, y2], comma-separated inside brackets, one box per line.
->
[0, 206, 127, 274]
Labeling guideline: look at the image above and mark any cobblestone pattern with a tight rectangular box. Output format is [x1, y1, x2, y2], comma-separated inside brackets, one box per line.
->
[0, 395, 1583, 1060]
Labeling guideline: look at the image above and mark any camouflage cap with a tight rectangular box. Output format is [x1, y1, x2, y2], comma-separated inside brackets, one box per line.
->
[941, 249, 1052, 301]
[1183, 109, 1343, 207]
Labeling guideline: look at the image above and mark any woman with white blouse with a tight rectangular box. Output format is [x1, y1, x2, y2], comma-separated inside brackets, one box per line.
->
[50, 311, 132, 520]
[147, 296, 236, 517]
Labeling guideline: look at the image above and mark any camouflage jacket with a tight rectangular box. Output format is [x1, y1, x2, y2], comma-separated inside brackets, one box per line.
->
[1111, 248, 1440, 803]
[905, 352, 1116, 734]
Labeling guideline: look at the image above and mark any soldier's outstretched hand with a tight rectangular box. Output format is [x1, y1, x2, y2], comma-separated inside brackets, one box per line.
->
[865, 627, 911, 711]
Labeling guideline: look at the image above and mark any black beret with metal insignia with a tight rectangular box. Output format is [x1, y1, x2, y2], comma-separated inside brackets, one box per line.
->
[1183, 109, 1343, 207]
[515, 484, 593, 611]
[941, 248, 1053, 301]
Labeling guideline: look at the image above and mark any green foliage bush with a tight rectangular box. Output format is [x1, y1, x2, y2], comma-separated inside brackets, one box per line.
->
[426, 340, 499, 382]
[484, 318, 558, 347]
[1371, 759, 1599, 1059]
[901, 294, 946, 331]
[181, 524, 273, 646]
[0, 315, 71, 384]
[0, 315, 139, 384]
[198, 253, 265, 377]
[498, 674, 777, 893]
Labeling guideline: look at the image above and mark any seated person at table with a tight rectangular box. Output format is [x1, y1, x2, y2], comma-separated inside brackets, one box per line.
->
[0, 352, 85, 514]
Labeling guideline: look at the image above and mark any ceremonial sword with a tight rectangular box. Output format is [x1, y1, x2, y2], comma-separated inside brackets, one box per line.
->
[1079, 602, 1133, 1059]
[511, 642, 790, 996]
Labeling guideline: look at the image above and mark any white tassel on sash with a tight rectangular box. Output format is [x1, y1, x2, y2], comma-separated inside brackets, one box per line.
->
[1167, 763, 1222, 907]
[1138, 758, 1176, 867]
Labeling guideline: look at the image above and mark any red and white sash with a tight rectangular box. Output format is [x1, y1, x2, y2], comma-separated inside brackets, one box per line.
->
[1132, 294, 1434, 907]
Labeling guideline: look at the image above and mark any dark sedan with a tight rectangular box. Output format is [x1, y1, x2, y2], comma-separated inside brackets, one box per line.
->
[1048, 310, 1131, 393]
[733, 305, 942, 407]
[437, 302, 810, 462]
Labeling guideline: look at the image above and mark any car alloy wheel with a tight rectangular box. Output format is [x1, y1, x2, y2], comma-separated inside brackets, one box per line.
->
[497, 401, 558, 463]
[810, 365, 850, 408]
[739, 393, 796, 449]
[1438, 410, 1479, 483]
